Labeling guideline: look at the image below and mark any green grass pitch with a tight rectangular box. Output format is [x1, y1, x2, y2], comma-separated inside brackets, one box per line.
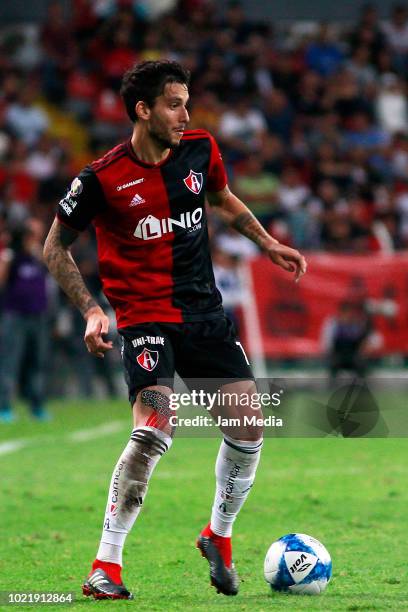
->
[0, 399, 406, 610]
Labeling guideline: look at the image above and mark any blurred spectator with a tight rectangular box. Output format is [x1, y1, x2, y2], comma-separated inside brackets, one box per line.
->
[195, 54, 231, 100]
[376, 73, 408, 135]
[66, 68, 100, 123]
[295, 70, 324, 126]
[321, 300, 374, 381]
[270, 51, 300, 100]
[6, 85, 49, 147]
[91, 88, 128, 147]
[219, 0, 254, 45]
[40, 1, 78, 103]
[313, 141, 351, 189]
[349, 3, 385, 64]
[321, 210, 361, 252]
[71, 0, 100, 45]
[331, 70, 372, 122]
[139, 26, 165, 61]
[252, 45, 274, 97]
[188, 91, 222, 133]
[277, 167, 310, 215]
[343, 112, 390, 151]
[309, 179, 346, 213]
[233, 155, 279, 226]
[218, 96, 267, 161]
[262, 89, 294, 141]
[3, 141, 38, 226]
[346, 46, 377, 88]
[305, 23, 344, 77]
[25, 134, 60, 181]
[37, 156, 75, 212]
[394, 185, 408, 245]
[215, 226, 259, 260]
[260, 134, 285, 176]
[391, 133, 408, 178]
[212, 247, 243, 331]
[0, 218, 50, 421]
[308, 111, 343, 151]
[102, 27, 139, 90]
[382, 4, 408, 74]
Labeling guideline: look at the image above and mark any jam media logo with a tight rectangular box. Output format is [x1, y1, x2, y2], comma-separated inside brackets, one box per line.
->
[137, 348, 159, 371]
[134, 208, 203, 240]
[184, 170, 203, 194]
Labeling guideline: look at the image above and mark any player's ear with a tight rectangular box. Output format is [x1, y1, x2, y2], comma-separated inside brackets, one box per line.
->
[135, 100, 151, 121]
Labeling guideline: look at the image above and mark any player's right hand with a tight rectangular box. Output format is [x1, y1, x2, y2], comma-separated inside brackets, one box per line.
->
[84, 306, 113, 358]
[265, 242, 307, 282]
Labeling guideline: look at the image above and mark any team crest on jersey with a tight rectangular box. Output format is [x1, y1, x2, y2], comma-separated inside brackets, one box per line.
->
[136, 347, 159, 371]
[184, 170, 203, 194]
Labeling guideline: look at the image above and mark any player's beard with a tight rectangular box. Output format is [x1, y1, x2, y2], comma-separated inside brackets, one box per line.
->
[148, 116, 180, 150]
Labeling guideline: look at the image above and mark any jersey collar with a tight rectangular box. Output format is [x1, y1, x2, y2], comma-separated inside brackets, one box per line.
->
[126, 139, 174, 168]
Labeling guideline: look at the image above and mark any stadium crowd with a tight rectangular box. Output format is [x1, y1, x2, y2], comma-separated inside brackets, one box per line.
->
[0, 0, 408, 406]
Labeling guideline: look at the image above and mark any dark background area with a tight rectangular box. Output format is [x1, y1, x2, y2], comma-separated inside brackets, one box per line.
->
[0, 0, 403, 25]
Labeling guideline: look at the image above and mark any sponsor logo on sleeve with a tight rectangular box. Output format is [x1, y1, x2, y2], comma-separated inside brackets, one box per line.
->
[69, 177, 83, 197]
[59, 196, 78, 216]
[59, 177, 83, 216]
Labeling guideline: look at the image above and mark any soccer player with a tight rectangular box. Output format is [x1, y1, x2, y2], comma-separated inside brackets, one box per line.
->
[43, 60, 306, 600]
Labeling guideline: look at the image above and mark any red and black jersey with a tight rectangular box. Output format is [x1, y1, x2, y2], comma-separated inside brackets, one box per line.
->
[57, 129, 227, 328]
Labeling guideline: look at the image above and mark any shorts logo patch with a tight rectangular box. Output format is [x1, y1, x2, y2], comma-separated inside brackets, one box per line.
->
[137, 347, 159, 371]
[183, 170, 203, 194]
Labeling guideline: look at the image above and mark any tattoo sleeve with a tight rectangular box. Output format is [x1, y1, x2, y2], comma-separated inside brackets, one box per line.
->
[208, 186, 277, 251]
[43, 218, 98, 317]
[231, 211, 274, 250]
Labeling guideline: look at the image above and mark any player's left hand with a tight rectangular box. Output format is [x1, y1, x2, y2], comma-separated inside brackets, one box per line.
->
[265, 242, 307, 281]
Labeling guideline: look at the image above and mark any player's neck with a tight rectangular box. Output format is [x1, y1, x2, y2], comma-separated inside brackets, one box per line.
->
[130, 128, 170, 165]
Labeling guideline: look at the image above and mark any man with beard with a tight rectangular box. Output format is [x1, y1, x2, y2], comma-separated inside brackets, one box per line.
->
[44, 60, 306, 600]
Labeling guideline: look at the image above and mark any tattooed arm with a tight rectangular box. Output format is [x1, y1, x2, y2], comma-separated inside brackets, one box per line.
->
[207, 185, 307, 280]
[43, 219, 112, 357]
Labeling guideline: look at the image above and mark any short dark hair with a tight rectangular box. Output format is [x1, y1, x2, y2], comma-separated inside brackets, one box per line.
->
[120, 60, 190, 123]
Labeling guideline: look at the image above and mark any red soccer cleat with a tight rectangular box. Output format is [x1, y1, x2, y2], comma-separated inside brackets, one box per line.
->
[82, 561, 133, 600]
[196, 524, 239, 596]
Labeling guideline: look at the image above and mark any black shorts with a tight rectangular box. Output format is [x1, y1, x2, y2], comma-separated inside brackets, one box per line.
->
[118, 317, 254, 405]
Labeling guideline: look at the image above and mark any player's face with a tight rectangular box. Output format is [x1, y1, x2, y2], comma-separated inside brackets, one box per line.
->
[148, 82, 190, 148]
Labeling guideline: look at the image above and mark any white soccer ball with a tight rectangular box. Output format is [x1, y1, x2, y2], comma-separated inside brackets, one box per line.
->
[264, 533, 332, 595]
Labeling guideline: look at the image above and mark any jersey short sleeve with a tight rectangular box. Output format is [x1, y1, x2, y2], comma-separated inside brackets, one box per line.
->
[57, 166, 107, 231]
[206, 133, 228, 193]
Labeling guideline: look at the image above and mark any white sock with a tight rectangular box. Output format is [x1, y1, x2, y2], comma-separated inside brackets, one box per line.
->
[210, 435, 263, 537]
[96, 427, 172, 566]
